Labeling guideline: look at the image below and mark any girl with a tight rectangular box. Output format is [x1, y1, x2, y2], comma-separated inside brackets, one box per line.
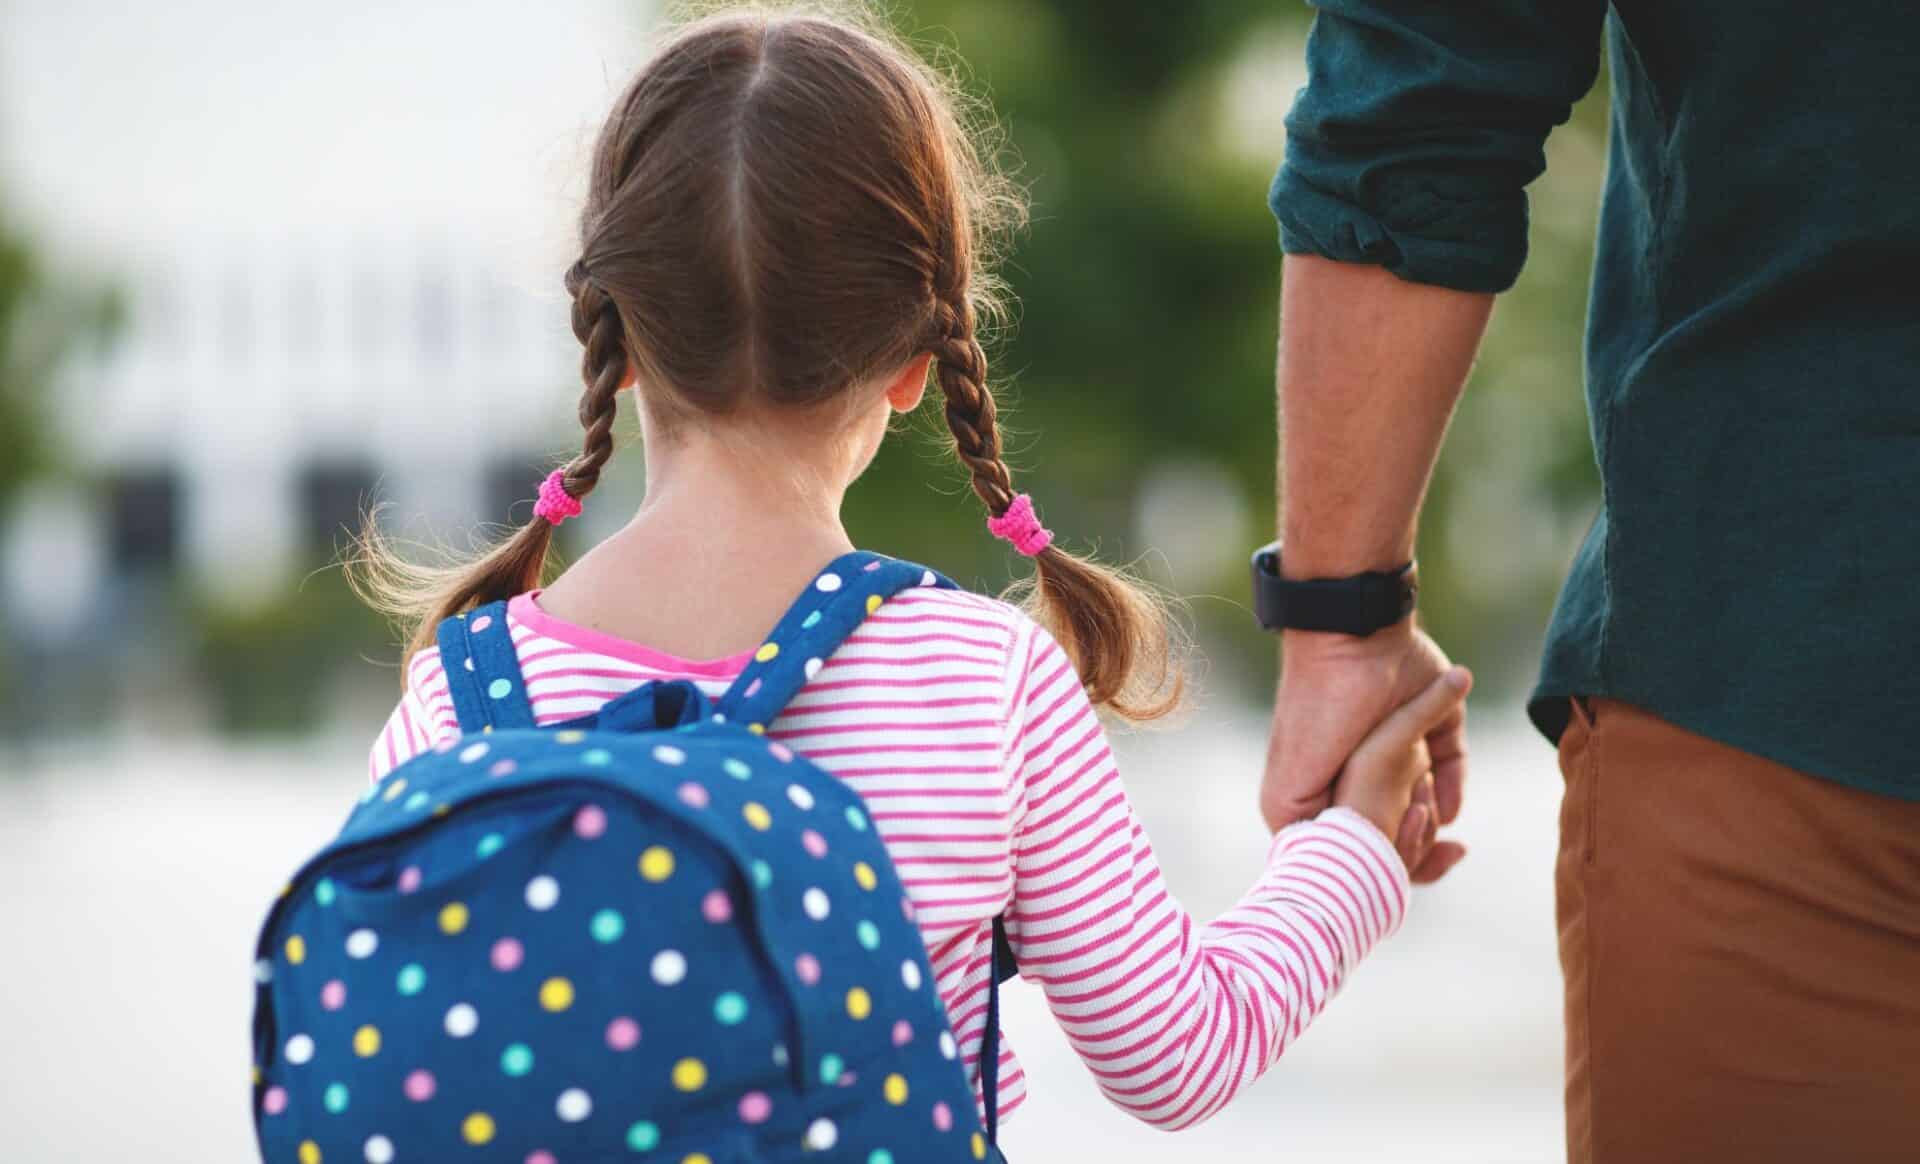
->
[358, 6, 1464, 1134]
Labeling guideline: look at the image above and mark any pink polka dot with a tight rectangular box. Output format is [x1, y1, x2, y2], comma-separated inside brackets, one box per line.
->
[606, 1016, 641, 1051]
[403, 1069, 436, 1102]
[261, 1086, 288, 1116]
[526, 1152, 556, 1164]
[397, 866, 423, 894]
[738, 1091, 772, 1124]
[489, 759, 517, 778]
[319, 980, 346, 1011]
[863, 560, 883, 572]
[838, 1070, 858, 1088]
[801, 830, 828, 858]
[769, 743, 794, 763]
[490, 937, 524, 972]
[892, 1020, 912, 1047]
[573, 804, 607, 839]
[744, 677, 763, 698]
[901, 896, 915, 921]
[677, 782, 711, 809]
[701, 889, 733, 924]
[794, 953, 821, 985]
[933, 1101, 953, 1131]
[469, 615, 493, 633]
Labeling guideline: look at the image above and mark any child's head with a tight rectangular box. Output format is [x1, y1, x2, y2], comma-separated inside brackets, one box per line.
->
[359, 5, 1180, 719]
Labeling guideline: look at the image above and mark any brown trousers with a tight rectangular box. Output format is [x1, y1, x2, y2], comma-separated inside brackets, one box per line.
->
[1556, 698, 1920, 1164]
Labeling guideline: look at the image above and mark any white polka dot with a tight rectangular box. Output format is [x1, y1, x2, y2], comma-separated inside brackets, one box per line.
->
[556, 1087, 592, 1122]
[444, 1003, 478, 1038]
[772, 1043, 789, 1067]
[939, 1031, 957, 1060]
[804, 1118, 838, 1150]
[285, 1034, 315, 1065]
[345, 929, 379, 959]
[902, 960, 923, 990]
[525, 875, 560, 911]
[653, 744, 686, 765]
[462, 657, 475, 672]
[253, 959, 274, 985]
[651, 950, 687, 986]
[804, 658, 823, 679]
[815, 573, 843, 593]
[363, 1135, 394, 1164]
[787, 784, 815, 811]
[921, 570, 937, 586]
[803, 888, 830, 920]
[459, 741, 489, 764]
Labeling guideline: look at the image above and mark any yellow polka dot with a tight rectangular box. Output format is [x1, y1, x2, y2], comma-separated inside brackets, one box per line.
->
[481, 725, 493, 734]
[853, 862, 877, 891]
[438, 901, 469, 935]
[382, 778, 407, 802]
[539, 977, 575, 1012]
[883, 1073, 908, 1105]
[555, 730, 585, 744]
[846, 987, 872, 1020]
[672, 1057, 707, 1092]
[972, 1132, 986, 1159]
[742, 802, 771, 831]
[755, 642, 780, 662]
[279, 882, 293, 899]
[298, 1140, 321, 1164]
[352, 1024, 381, 1057]
[638, 846, 675, 882]
[747, 723, 766, 735]
[461, 1112, 495, 1145]
[866, 594, 883, 615]
[683, 1156, 712, 1164]
[432, 804, 451, 818]
[251, 1065, 261, 1086]
[284, 935, 306, 964]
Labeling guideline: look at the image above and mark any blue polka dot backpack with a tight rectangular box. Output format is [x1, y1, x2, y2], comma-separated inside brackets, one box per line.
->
[251, 553, 1013, 1164]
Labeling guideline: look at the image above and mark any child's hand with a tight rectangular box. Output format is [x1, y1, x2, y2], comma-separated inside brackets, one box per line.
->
[1331, 665, 1473, 869]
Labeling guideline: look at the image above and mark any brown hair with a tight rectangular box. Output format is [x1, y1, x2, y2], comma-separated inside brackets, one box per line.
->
[353, 5, 1182, 719]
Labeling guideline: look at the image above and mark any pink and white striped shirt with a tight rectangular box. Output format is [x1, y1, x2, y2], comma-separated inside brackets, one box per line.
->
[370, 582, 1409, 1129]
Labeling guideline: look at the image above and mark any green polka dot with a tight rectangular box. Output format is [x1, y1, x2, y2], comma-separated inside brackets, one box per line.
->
[487, 678, 513, 700]
[590, 908, 626, 943]
[625, 1121, 660, 1152]
[713, 991, 748, 1025]
[845, 805, 869, 831]
[869, 1152, 895, 1164]
[476, 832, 505, 860]
[404, 790, 430, 812]
[819, 1053, 844, 1084]
[723, 758, 752, 781]
[322, 1082, 349, 1114]
[750, 860, 773, 890]
[583, 749, 613, 767]
[802, 610, 823, 629]
[313, 878, 337, 907]
[856, 921, 881, 950]
[396, 963, 426, 996]
[500, 1042, 534, 1077]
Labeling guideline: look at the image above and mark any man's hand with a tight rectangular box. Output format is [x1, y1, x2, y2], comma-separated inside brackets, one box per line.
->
[1262, 621, 1469, 883]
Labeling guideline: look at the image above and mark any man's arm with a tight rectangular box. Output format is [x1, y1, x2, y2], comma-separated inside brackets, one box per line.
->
[1262, 1, 1608, 876]
[1262, 256, 1490, 880]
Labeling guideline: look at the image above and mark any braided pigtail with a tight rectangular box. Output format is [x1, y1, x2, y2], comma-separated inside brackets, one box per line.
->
[930, 293, 1184, 722]
[348, 261, 629, 675]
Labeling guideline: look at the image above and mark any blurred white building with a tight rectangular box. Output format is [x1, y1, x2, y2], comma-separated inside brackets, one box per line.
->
[0, 0, 656, 615]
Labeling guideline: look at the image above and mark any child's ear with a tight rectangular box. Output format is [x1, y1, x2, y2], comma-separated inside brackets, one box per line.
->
[883, 353, 934, 413]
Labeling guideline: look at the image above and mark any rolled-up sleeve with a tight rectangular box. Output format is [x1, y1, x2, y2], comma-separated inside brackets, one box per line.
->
[1271, 0, 1608, 293]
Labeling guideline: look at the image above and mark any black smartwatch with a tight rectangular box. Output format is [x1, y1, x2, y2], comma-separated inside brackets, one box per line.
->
[1251, 541, 1417, 636]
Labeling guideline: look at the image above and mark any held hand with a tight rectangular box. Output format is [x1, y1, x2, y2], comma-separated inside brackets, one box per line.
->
[1262, 622, 1470, 882]
[1332, 665, 1473, 869]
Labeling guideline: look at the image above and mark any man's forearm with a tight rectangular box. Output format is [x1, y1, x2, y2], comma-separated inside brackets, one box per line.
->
[1278, 255, 1494, 579]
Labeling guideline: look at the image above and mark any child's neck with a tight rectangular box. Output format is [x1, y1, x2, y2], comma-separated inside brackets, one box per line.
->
[535, 428, 859, 662]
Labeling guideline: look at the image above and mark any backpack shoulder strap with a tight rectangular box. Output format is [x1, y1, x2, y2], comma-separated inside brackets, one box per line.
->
[717, 551, 955, 730]
[433, 600, 536, 734]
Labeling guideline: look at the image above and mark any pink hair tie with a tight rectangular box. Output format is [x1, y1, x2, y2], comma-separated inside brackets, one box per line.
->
[533, 470, 583, 525]
[987, 493, 1053, 557]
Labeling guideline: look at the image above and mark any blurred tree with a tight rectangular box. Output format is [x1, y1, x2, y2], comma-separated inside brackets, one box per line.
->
[848, 1, 1607, 697]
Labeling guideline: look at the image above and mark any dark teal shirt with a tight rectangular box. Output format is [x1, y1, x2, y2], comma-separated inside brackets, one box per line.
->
[1271, 2, 1920, 799]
